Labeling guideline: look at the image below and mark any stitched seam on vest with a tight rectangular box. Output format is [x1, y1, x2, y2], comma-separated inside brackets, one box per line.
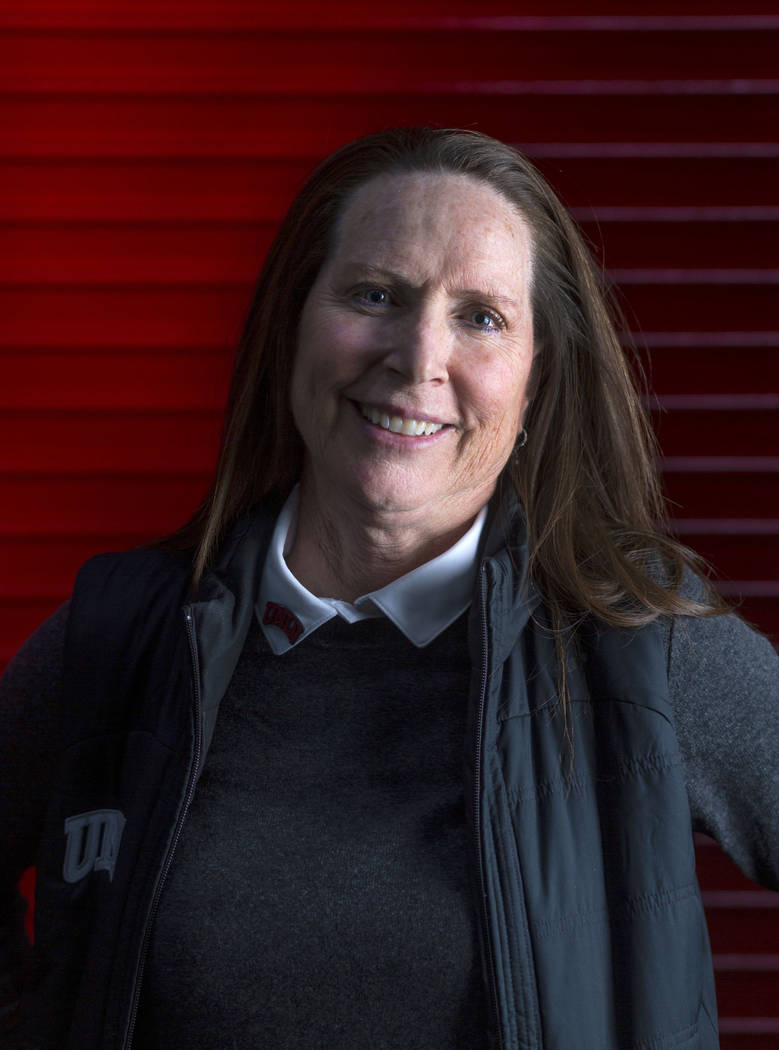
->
[699, 997, 718, 1036]
[490, 809, 523, 1049]
[627, 1018, 699, 1050]
[586, 695, 676, 729]
[496, 760, 544, 1047]
[506, 750, 681, 806]
[531, 879, 699, 938]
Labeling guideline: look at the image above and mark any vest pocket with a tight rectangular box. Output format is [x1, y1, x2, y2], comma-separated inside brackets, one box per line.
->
[671, 1021, 701, 1049]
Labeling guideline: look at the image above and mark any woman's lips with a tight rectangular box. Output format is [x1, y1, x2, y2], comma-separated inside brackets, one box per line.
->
[350, 400, 453, 443]
[356, 400, 451, 436]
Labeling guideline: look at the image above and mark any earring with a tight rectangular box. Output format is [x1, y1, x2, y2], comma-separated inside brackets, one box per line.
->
[515, 427, 528, 449]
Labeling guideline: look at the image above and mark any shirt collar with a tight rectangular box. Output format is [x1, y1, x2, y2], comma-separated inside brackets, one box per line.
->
[256, 485, 488, 655]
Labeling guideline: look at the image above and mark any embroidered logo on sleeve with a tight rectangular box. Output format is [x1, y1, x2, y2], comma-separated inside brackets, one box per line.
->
[63, 809, 126, 883]
[262, 601, 304, 644]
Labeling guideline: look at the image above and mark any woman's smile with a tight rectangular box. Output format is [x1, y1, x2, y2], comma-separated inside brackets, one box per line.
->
[357, 401, 446, 436]
[348, 399, 456, 454]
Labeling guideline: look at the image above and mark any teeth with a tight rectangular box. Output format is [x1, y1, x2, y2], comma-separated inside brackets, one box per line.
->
[360, 403, 444, 436]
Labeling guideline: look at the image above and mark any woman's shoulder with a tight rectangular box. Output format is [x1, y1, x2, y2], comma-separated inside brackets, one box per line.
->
[0, 601, 70, 818]
[660, 562, 777, 679]
[73, 544, 193, 591]
[1, 600, 70, 705]
[643, 553, 775, 669]
[67, 546, 194, 648]
[1, 545, 193, 711]
[655, 564, 779, 889]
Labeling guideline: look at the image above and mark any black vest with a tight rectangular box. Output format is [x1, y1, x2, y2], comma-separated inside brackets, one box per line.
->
[18, 499, 719, 1049]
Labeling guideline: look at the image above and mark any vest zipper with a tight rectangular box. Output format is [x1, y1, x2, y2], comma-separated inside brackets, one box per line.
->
[120, 606, 203, 1050]
[476, 564, 505, 1050]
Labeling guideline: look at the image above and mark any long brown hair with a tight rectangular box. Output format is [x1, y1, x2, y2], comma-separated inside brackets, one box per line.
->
[163, 126, 732, 636]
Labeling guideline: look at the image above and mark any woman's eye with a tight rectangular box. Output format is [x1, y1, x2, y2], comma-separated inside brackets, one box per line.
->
[469, 309, 503, 330]
[356, 287, 389, 306]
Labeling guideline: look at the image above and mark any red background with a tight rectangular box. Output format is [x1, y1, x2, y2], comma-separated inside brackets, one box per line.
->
[1, 1, 777, 1043]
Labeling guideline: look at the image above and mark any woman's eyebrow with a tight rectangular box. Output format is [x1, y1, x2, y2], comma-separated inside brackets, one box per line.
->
[341, 262, 519, 307]
[458, 288, 519, 308]
[341, 262, 413, 289]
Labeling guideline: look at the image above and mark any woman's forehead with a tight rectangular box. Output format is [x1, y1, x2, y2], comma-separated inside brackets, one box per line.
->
[339, 171, 526, 235]
[330, 171, 533, 288]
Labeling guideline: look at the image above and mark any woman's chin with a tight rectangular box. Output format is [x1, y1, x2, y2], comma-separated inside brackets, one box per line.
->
[328, 463, 441, 518]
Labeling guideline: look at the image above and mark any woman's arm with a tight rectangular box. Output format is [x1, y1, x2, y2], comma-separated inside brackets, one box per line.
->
[663, 570, 779, 890]
[0, 602, 68, 1029]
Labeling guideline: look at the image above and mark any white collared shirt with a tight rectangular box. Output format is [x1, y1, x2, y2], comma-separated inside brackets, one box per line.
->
[256, 486, 488, 655]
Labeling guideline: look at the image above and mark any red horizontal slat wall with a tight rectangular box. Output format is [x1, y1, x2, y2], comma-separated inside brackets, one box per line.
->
[2, 3, 777, 1044]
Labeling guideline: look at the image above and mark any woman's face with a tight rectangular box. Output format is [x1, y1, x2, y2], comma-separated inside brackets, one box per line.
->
[290, 172, 536, 530]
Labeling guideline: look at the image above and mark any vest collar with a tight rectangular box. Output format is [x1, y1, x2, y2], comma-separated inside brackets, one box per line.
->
[477, 487, 544, 671]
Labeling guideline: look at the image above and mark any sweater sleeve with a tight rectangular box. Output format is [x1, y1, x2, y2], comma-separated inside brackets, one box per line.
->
[661, 570, 779, 891]
[0, 602, 69, 1029]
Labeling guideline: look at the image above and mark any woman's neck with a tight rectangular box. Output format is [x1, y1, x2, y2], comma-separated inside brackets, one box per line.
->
[285, 479, 483, 603]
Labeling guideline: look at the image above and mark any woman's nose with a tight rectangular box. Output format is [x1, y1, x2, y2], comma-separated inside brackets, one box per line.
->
[383, 305, 452, 384]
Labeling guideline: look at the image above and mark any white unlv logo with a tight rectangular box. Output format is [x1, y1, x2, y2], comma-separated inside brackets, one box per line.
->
[63, 809, 126, 883]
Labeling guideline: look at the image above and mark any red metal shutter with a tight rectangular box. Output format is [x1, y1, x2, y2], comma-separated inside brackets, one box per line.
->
[2, 2, 777, 1043]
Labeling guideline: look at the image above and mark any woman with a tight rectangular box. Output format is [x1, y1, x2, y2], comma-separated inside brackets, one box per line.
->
[1, 127, 777, 1049]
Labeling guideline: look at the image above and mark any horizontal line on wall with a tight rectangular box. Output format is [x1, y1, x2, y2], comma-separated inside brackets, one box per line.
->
[714, 581, 779, 597]
[0, 280, 248, 291]
[668, 519, 779, 534]
[718, 1018, 779, 1034]
[1, 400, 226, 413]
[0, 468, 211, 479]
[0, 155, 322, 168]
[520, 142, 779, 158]
[0, 594, 67, 607]
[645, 395, 779, 409]
[632, 332, 779, 347]
[572, 206, 779, 221]
[0, 345, 225, 357]
[612, 269, 779, 284]
[443, 80, 779, 96]
[0, 469, 211, 479]
[379, 15, 779, 30]
[661, 457, 779, 472]
[0, 532, 151, 543]
[2, 16, 778, 32]
[713, 954, 779, 970]
[702, 891, 779, 908]
[5, 80, 778, 98]
[0, 531, 178, 542]
[5, 83, 779, 101]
